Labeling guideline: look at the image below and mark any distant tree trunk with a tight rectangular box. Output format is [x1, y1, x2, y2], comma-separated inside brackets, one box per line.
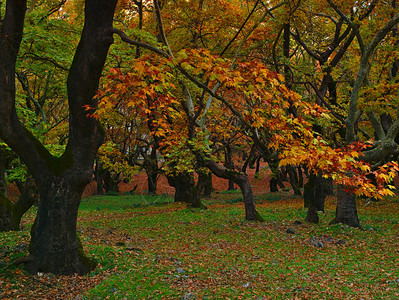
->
[199, 171, 213, 197]
[269, 177, 279, 192]
[94, 161, 104, 195]
[304, 173, 327, 224]
[0, 150, 6, 195]
[224, 145, 235, 190]
[287, 165, 301, 196]
[103, 171, 120, 194]
[147, 169, 158, 194]
[267, 157, 285, 192]
[205, 159, 263, 221]
[145, 147, 159, 194]
[330, 187, 360, 228]
[298, 166, 304, 188]
[0, 193, 13, 231]
[167, 172, 204, 208]
[11, 176, 38, 229]
[0, 176, 38, 231]
[255, 156, 261, 177]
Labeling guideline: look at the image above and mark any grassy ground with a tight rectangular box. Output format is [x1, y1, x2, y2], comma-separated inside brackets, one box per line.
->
[1, 191, 399, 299]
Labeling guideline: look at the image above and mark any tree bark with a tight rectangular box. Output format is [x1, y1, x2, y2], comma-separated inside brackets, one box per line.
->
[200, 171, 213, 197]
[0, 0, 118, 274]
[103, 171, 120, 194]
[167, 172, 204, 208]
[205, 159, 263, 221]
[145, 147, 159, 194]
[304, 173, 327, 224]
[224, 145, 236, 190]
[269, 177, 279, 192]
[0, 176, 37, 231]
[0, 192, 13, 231]
[94, 160, 104, 195]
[287, 165, 302, 196]
[25, 175, 95, 274]
[330, 187, 360, 228]
[0, 149, 6, 196]
[11, 176, 38, 230]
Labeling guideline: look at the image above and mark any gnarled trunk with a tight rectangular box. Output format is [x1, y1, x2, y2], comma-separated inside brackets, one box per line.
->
[205, 159, 263, 221]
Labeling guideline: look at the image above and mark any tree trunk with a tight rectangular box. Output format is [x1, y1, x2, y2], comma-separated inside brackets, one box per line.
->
[0, 0, 118, 274]
[145, 147, 159, 194]
[287, 165, 302, 196]
[330, 187, 360, 228]
[24, 175, 95, 275]
[147, 169, 158, 194]
[0, 192, 13, 231]
[167, 172, 204, 208]
[0, 176, 37, 231]
[94, 161, 104, 195]
[224, 145, 235, 191]
[255, 156, 261, 177]
[11, 176, 38, 230]
[205, 159, 263, 221]
[269, 177, 279, 192]
[200, 172, 213, 197]
[0, 149, 6, 196]
[103, 171, 120, 194]
[304, 173, 327, 224]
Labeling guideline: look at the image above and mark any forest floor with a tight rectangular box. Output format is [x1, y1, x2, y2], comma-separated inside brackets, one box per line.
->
[1, 169, 399, 299]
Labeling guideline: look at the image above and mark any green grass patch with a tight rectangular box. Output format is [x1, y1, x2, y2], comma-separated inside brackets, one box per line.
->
[79, 194, 174, 211]
[1, 194, 399, 299]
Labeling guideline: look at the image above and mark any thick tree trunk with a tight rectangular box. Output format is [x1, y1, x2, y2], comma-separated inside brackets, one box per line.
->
[24, 175, 95, 274]
[167, 172, 204, 208]
[205, 159, 263, 221]
[330, 187, 360, 228]
[0, 0, 117, 274]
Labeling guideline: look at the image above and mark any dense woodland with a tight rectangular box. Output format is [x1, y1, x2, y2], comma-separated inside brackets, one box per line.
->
[0, 0, 399, 293]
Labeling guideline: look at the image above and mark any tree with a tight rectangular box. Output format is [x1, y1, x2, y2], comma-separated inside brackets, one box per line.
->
[0, 0, 118, 274]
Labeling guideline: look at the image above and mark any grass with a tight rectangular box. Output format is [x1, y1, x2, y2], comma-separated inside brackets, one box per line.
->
[1, 193, 399, 299]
